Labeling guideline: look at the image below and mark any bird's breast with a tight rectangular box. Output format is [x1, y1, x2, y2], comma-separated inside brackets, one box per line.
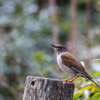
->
[57, 54, 75, 76]
[57, 54, 63, 67]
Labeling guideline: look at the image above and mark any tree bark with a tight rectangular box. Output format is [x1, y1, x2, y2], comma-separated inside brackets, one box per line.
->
[49, 0, 61, 75]
[49, 0, 59, 45]
[70, 0, 77, 57]
[23, 76, 74, 100]
[85, 0, 91, 68]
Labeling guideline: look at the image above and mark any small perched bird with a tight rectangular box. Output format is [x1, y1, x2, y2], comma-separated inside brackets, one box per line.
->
[51, 44, 100, 87]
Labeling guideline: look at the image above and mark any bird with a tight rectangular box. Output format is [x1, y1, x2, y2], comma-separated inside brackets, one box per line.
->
[51, 44, 100, 87]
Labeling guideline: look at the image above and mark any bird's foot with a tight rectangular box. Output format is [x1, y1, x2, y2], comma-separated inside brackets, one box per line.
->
[62, 79, 68, 82]
[62, 79, 74, 84]
[67, 80, 74, 84]
[62, 79, 74, 86]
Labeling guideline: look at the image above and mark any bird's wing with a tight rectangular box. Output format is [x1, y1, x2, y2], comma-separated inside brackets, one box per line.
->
[61, 52, 85, 73]
[61, 52, 92, 79]
[61, 52, 100, 87]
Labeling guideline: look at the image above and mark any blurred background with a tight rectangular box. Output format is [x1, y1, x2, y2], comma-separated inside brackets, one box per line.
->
[0, 0, 100, 100]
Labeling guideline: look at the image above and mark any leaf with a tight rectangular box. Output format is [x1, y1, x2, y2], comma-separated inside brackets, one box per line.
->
[73, 92, 83, 100]
[79, 85, 92, 91]
[91, 72, 100, 77]
[91, 87, 98, 93]
[75, 77, 83, 81]
[32, 51, 45, 65]
[91, 92, 100, 100]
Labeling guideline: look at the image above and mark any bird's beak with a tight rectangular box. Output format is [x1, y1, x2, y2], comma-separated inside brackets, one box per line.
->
[51, 44, 58, 48]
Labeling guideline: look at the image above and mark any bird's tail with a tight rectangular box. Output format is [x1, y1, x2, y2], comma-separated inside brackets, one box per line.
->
[82, 70, 100, 88]
[90, 78, 100, 88]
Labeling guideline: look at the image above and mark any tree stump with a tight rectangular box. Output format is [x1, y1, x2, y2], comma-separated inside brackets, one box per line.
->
[23, 76, 74, 100]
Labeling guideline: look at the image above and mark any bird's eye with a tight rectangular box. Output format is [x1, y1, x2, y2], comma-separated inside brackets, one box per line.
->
[58, 47, 62, 49]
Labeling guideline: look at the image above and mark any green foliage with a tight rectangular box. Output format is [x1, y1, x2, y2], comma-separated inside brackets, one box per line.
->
[74, 72, 100, 100]
[0, 0, 100, 100]
[32, 51, 46, 65]
[91, 72, 100, 77]
[79, 85, 92, 91]
[77, 0, 85, 4]
[91, 92, 100, 100]
[73, 92, 83, 100]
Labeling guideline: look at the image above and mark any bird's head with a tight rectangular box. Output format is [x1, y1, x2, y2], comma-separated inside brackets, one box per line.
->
[51, 44, 68, 54]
